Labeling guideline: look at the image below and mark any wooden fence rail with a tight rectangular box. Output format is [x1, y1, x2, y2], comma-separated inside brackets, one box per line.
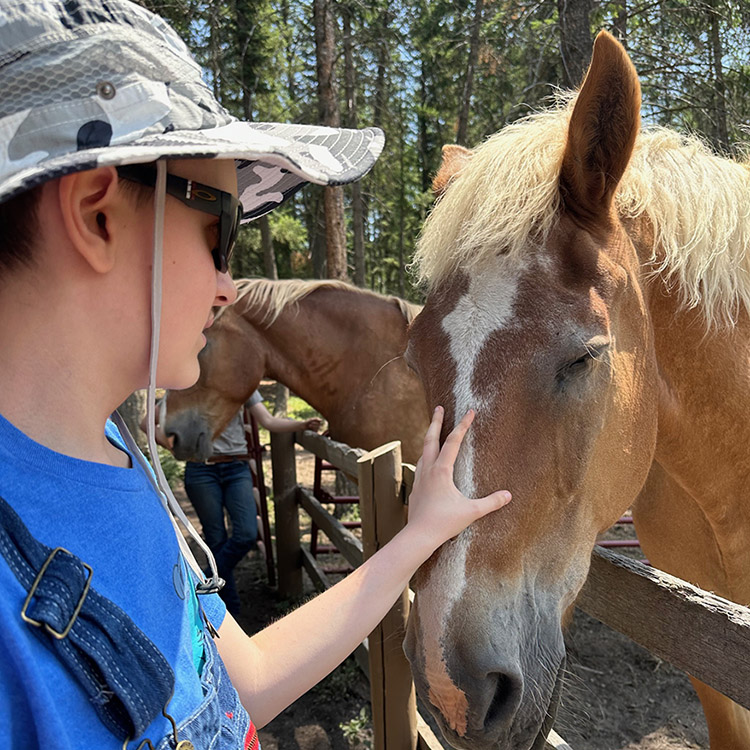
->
[272, 429, 750, 750]
[579, 547, 750, 710]
[358, 441, 417, 749]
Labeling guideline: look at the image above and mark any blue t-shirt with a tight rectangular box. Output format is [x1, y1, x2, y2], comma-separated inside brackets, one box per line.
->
[0, 412, 226, 749]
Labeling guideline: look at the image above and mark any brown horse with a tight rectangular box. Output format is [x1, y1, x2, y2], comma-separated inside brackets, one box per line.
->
[163, 278, 429, 464]
[404, 31, 750, 750]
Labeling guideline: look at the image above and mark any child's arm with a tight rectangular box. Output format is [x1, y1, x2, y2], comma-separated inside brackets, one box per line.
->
[248, 399, 322, 434]
[216, 406, 511, 728]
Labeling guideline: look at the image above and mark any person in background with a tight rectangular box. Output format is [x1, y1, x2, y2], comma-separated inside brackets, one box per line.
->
[182, 392, 321, 614]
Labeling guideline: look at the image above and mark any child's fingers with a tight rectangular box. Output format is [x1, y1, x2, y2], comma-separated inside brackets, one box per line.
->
[474, 489, 512, 519]
[420, 406, 444, 465]
[436, 409, 475, 468]
[413, 456, 423, 483]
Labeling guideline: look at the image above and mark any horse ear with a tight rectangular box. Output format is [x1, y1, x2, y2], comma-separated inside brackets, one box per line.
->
[560, 30, 641, 224]
[432, 144, 473, 199]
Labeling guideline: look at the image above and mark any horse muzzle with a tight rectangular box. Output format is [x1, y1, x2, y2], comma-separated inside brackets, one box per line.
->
[404, 585, 567, 750]
[165, 410, 213, 462]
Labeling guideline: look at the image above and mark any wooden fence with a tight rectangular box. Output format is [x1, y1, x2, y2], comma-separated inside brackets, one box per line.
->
[269, 429, 750, 750]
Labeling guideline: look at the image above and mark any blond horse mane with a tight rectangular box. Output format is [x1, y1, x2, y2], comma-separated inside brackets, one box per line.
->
[413, 98, 750, 328]
[219, 278, 422, 326]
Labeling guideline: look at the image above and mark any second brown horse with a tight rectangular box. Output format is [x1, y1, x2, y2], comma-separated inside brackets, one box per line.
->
[163, 278, 429, 464]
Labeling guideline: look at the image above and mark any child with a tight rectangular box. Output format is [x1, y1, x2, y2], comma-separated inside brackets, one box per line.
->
[0, 2, 512, 749]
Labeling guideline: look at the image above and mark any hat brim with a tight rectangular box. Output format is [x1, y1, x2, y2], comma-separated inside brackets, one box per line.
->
[0, 121, 384, 221]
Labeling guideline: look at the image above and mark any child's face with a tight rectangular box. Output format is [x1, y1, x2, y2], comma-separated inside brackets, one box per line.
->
[137, 158, 239, 390]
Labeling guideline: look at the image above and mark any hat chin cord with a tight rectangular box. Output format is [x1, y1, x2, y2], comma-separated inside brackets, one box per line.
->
[143, 160, 224, 596]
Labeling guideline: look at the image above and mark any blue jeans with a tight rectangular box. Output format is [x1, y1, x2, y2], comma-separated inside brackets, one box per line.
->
[184, 461, 258, 615]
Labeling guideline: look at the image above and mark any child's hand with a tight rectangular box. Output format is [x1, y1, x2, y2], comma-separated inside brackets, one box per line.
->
[304, 418, 323, 432]
[406, 406, 511, 549]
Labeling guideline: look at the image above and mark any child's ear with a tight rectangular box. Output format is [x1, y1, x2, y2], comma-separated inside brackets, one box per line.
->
[57, 167, 121, 273]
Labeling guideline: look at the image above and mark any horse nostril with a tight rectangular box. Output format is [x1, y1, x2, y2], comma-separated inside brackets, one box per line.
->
[483, 672, 522, 732]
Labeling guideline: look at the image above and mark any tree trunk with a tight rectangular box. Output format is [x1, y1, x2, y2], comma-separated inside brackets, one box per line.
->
[370, 7, 391, 290]
[280, 0, 296, 103]
[343, 5, 366, 287]
[351, 182, 365, 286]
[558, 0, 595, 88]
[117, 390, 147, 451]
[708, 0, 729, 153]
[260, 215, 278, 279]
[208, 2, 222, 99]
[273, 382, 289, 417]
[323, 188, 347, 280]
[373, 8, 391, 130]
[612, 0, 627, 46]
[398, 95, 405, 298]
[314, 0, 348, 281]
[311, 194, 327, 278]
[418, 63, 431, 195]
[457, 0, 483, 146]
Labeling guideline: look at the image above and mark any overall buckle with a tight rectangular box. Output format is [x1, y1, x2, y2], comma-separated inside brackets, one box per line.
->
[20, 546, 92, 639]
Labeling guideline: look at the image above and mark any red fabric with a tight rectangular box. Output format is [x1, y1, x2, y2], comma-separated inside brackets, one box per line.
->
[245, 719, 260, 750]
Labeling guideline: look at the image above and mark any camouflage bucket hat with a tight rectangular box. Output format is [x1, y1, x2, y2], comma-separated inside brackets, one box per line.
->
[0, 0, 384, 220]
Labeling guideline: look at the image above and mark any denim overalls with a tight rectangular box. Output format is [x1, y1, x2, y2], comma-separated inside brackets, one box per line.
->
[0, 491, 260, 750]
[155, 628, 259, 750]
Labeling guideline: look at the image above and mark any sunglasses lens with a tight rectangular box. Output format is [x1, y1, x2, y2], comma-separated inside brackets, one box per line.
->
[211, 247, 226, 274]
[213, 202, 242, 273]
[225, 205, 242, 265]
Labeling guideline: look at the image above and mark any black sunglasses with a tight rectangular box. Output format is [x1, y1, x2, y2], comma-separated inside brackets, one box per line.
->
[116, 164, 242, 273]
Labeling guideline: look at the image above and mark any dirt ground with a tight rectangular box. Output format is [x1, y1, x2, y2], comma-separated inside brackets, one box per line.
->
[175, 445, 710, 750]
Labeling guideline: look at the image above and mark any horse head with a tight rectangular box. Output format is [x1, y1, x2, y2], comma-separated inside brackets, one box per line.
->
[404, 32, 660, 749]
[164, 306, 263, 461]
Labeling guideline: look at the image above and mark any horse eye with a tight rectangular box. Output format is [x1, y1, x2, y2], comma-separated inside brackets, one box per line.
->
[556, 342, 610, 385]
[556, 350, 599, 383]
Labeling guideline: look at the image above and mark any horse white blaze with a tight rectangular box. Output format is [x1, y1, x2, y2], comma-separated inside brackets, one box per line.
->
[418, 264, 521, 735]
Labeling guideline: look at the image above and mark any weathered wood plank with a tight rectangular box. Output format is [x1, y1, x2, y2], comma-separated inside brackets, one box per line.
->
[358, 441, 417, 750]
[416, 713, 445, 750]
[402, 462, 416, 494]
[546, 729, 574, 749]
[358, 451, 386, 750]
[578, 546, 750, 709]
[270, 430, 302, 598]
[297, 486, 364, 568]
[296, 430, 364, 479]
[300, 546, 332, 591]
[414, 711, 572, 750]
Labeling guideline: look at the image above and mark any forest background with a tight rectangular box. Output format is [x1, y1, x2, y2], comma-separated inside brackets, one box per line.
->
[138, 0, 750, 302]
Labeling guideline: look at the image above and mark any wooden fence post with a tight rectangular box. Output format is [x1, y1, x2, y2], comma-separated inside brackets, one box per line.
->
[271, 430, 302, 598]
[358, 441, 417, 750]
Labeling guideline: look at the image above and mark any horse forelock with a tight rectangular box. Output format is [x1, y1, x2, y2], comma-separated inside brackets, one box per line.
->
[414, 93, 750, 328]
[413, 103, 571, 289]
[221, 277, 422, 327]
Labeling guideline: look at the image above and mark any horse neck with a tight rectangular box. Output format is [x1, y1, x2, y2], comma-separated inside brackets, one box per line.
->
[629, 216, 750, 593]
[243, 289, 407, 419]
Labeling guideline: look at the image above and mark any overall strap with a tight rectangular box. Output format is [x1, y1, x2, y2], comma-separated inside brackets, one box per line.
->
[0, 493, 175, 742]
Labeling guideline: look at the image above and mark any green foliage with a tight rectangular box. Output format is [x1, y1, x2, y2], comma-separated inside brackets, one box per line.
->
[286, 395, 320, 421]
[141, 0, 750, 293]
[157, 446, 184, 489]
[255, 394, 321, 447]
[339, 706, 373, 750]
[230, 209, 309, 279]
